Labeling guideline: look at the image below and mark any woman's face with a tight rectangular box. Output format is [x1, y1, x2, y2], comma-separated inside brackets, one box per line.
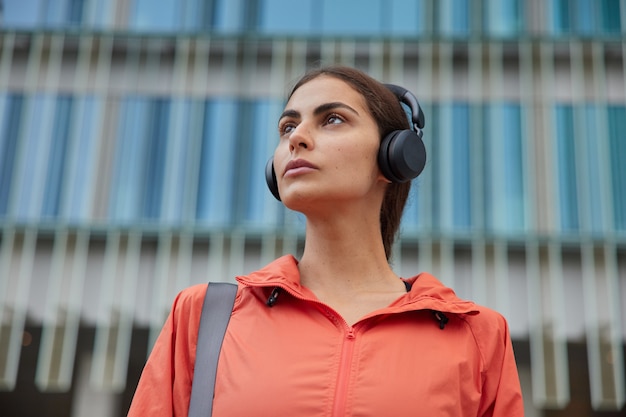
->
[273, 76, 388, 212]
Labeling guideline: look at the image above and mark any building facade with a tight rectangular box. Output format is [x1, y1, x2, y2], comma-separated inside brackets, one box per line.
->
[0, 0, 625, 416]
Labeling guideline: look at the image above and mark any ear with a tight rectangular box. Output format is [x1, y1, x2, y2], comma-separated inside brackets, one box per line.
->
[377, 171, 392, 184]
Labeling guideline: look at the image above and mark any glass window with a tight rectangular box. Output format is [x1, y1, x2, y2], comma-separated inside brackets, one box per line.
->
[108, 97, 150, 223]
[320, 0, 383, 35]
[387, 0, 426, 36]
[63, 96, 102, 223]
[2, 0, 85, 28]
[140, 99, 170, 221]
[2, 0, 43, 28]
[554, 105, 579, 232]
[437, 0, 470, 36]
[483, 0, 523, 37]
[599, 0, 622, 34]
[42, 96, 73, 218]
[450, 103, 471, 229]
[157, 99, 192, 225]
[551, 0, 573, 35]
[131, 0, 179, 32]
[212, 0, 247, 33]
[573, 0, 594, 34]
[0, 94, 24, 218]
[42, 0, 85, 27]
[195, 99, 238, 225]
[83, 0, 114, 29]
[430, 102, 472, 232]
[234, 101, 283, 228]
[484, 103, 525, 234]
[607, 106, 626, 232]
[258, 0, 315, 34]
[551, 0, 622, 35]
[13, 94, 60, 222]
[258, 0, 426, 36]
[578, 105, 604, 234]
[180, 0, 213, 31]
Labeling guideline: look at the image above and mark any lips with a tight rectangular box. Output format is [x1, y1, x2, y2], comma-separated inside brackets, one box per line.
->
[284, 159, 318, 176]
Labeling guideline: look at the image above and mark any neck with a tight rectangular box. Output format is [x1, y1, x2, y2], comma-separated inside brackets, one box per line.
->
[297, 213, 397, 293]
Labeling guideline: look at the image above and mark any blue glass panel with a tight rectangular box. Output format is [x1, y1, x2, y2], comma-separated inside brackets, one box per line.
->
[607, 106, 626, 231]
[388, 0, 425, 36]
[83, 0, 113, 29]
[501, 104, 525, 232]
[235, 99, 284, 228]
[428, 105, 441, 230]
[484, 0, 522, 37]
[484, 104, 525, 234]
[599, 0, 621, 34]
[451, 103, 471, 229]
[401, 175, 421, 232]
[42, 96, 73, 218]
[581, 105, 603, 234]
[213, 0, 246, 33]
[554, 105, 579, 232]
[2, 0, 43, 28]
[67, 0, 85, 25]
[0, 94, 24, 218]
[439, 0, 470, 36]
[551, 0, 572, 34]
[320, 0, 383, 35]
[181, 0, 213, 31]
[427, 104, 442, 229]
[109, 97, 150, 223]
[64, 96, 101, 223]
[42, 0, 67, 26]
[131, 0, 179, 32]
[14, 94, 57, 222]
[141, 99, 170, 221]
[258, 0, 315, 34]
[196, 99, 238, 225]
[158, 99, 193, 225]
[574, 0, 594, 34]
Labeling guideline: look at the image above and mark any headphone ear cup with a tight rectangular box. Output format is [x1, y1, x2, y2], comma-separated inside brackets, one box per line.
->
[378, 130, 427, 183]
[265, 157, 281, 201]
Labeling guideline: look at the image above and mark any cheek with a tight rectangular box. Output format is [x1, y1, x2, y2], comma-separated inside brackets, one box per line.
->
[333, 147, 380, 180]
[273, 145, 288, 175]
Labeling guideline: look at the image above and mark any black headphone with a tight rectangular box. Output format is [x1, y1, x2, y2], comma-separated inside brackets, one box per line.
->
[265, 83, 426, 201]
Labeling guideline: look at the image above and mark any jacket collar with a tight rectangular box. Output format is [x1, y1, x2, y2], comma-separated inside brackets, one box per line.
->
[236, 255, 479, 316]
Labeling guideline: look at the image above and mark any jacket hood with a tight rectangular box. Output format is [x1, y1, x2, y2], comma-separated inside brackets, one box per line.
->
[236, 255, 479, 319]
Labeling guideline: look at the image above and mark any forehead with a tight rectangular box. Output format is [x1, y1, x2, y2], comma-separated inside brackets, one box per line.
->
[285, 76, 367, 111]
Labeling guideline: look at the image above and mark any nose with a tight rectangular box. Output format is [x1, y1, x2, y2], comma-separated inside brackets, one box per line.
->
[288, 122, 313, 152]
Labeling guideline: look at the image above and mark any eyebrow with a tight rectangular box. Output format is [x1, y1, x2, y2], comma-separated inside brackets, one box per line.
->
[278, 101, 360, 122]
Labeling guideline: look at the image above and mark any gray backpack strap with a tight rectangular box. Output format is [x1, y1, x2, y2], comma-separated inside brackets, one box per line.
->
[188, 282, 237, 417]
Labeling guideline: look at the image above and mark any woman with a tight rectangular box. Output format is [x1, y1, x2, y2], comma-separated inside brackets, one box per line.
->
[128, 66, 524, 416]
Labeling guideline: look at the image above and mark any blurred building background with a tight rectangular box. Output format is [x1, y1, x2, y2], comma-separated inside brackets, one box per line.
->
[0, 0, 624, 416]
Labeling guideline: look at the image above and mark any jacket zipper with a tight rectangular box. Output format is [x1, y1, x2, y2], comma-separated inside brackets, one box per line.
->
[270, 286, 359, 416]
[331, 326, 356, 417]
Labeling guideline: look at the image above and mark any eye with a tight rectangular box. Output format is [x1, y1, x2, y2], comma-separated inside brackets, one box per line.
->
[324, 113, 345, 126]
[278, 121, 297, 136]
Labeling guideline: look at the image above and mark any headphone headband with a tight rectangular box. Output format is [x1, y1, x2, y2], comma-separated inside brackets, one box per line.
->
[383, 83, 425, 131]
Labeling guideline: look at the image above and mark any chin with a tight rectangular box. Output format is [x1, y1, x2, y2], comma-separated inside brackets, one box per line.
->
[281, 190, 330, 211]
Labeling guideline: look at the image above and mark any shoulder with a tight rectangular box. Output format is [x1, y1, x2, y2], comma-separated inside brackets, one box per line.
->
[459, 304, 513, 370]
[172, 283, 208, 311]
[165, 283, 211, 330]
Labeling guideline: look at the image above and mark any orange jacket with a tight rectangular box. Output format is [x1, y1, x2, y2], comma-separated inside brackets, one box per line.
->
[128, 255, 524, 416]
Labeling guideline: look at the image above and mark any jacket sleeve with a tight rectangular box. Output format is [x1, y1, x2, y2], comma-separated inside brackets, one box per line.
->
[478, 311, 525, 417]
[127, 284, 207, 417]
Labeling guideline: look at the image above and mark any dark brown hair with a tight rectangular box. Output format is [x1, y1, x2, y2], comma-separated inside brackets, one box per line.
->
[289, 66, 412, 260]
